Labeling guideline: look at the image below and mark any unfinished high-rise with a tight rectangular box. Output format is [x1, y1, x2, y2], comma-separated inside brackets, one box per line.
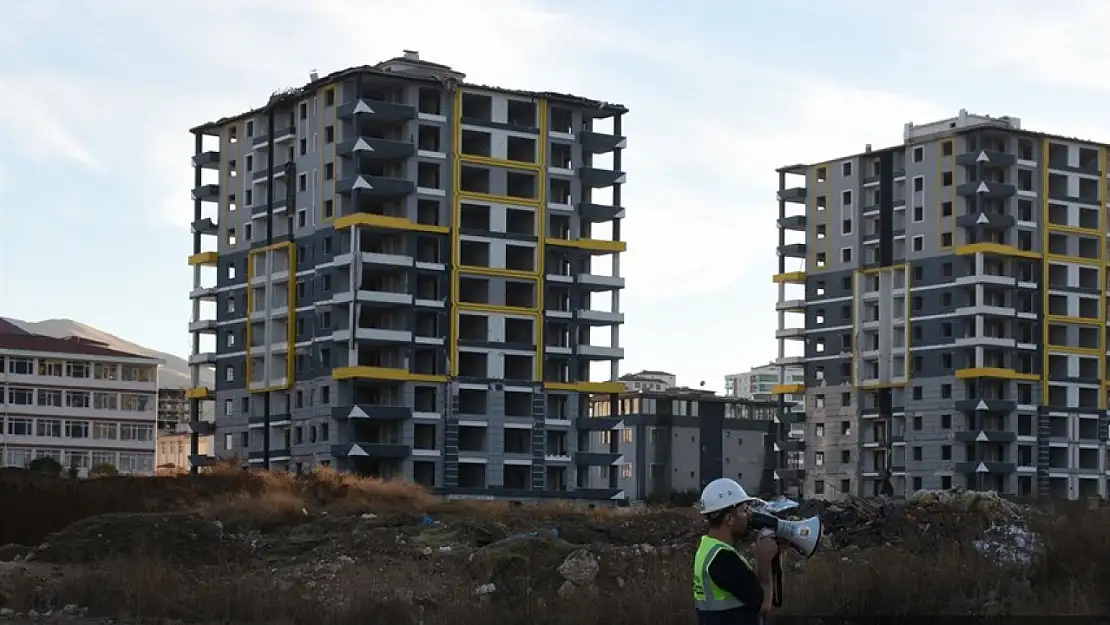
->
[774, 110, 1109, 500]
[186, 51, 628, 500]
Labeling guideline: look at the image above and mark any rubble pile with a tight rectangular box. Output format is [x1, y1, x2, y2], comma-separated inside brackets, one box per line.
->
[799, 490, 1028, 552]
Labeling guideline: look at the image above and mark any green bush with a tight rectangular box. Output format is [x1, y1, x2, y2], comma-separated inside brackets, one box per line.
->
[27, 456, 63, 477]
[89, 463, 120, 478]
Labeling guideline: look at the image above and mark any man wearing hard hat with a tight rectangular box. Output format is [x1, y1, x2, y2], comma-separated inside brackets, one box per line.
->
[693, 477, 779, 625]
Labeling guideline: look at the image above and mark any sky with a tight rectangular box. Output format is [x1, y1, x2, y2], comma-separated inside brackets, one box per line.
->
[0, 0, 1107, 392]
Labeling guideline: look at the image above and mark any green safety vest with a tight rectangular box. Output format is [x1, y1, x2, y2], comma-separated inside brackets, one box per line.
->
[692, 535, 752, 612]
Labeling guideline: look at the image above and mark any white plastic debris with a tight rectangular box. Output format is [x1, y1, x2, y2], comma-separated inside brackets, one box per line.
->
[973, 523, 1042, 566]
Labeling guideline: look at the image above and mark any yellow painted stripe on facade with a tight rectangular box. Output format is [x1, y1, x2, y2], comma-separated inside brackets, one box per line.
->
[244, 241, 296, 394]
[1042, 253, 1101, 267]
[458, 302, 540, 316]
[333, 213, 449, 233]
[456, 265, 540, 279]
[332, 366, 447, 383]
[185, 387, 214, 400]
[770, 383, 805, 395]
[458, 155, 542, 172]
[188, 252, 218, 266]
[544, 381, 626, 394]
[1040, 138, 1052, 402]
[535, 98, 549, 383]
[903, 262, 912, 381]
[772, 271, 806, 284]
[954, 243, 1042, 259]
[458, 190, 543, 208]
[1045, 314, 1102, 327]
[449, 88, 464, 377]
[936, 140, 948, 249]
[955, 367, 1040, 382]
[1100, 144, 1109, 403]
[545, 237, 626, 253]
[1045, 345, 1103, 357]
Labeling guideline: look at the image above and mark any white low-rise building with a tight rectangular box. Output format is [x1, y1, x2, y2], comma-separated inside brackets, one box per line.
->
[0, 320, 162, 475]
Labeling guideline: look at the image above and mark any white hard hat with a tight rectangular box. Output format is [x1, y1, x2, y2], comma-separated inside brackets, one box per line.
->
[699, 478, 758, 515]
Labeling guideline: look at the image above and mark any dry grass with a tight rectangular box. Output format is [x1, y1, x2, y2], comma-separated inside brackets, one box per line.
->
[3, 468, 1108, 622]
[5, 510, 1107, 625]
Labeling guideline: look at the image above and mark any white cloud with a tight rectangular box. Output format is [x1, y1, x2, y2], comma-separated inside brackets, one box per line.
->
[0, 77, 99, 169]
[923, 0, 1110, 94]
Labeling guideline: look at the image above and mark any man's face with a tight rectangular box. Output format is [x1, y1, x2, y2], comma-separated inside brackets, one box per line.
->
[726, 504, 752, 537]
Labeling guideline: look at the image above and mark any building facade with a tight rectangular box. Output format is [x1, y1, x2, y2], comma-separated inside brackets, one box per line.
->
[775, 109, 1110, 500]
[157, 431, 214, 473]
[157, 388, 188, 432]
[588, 388, 777, 501]
[726, 363, 806, 493]
[187, 51, 628, 499]
[619, 370, 676, 392]
[0, 321, 162, 475]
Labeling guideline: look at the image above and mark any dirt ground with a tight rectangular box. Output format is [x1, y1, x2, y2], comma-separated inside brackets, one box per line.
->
[2, 470, 1104, 623]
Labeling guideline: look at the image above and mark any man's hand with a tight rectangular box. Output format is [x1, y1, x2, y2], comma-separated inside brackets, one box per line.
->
[754, 534, 778, 567]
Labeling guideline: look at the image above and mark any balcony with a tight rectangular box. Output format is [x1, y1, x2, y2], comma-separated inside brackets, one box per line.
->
[954, 461, 1016, 474]
[777, 215, 806, 231]
[956, 212, 1016, 230]
[249, 449, 292, 461]
[575, 416, 622, 430]
[579, 166, 626, 188]
[337, 175, 416, 198]
[188, 352, 216, 366]
[191, 218, 218, 236]
[338, 136, 416, 161]
[577, 273, 625, 291]
[188, 319, 217, 333]
[578, 345, 624, 359]
[778, 243, 806, 258]
[332, 405, 413, 421]
[575, 451, 622, 466]
[334, 288, 414, 308]
[956, 150, 1017, 168]
[777, 187, 806, 203]
[775, 328, 805, 340]
[252, 127, 296, 149]
[956, 181, 1016, 199]
[187, 419, 216, 436]
[251, 162, 295, 185]
[576, 309, 624, 325]
[337, 99, 417, 123]
[332, 442, 411, 459]
[953, 399, 1017, 413]
[191, 184, 219, 202]
[578, 130, 627, 154]
[191, 151, 220, 169]
[951, 430, 1018, 444]
[577, 201, 624, 222]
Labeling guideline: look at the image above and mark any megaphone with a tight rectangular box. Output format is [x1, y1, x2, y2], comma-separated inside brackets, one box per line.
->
[749, 511, 822, 558]
[748, 509, 823, 608]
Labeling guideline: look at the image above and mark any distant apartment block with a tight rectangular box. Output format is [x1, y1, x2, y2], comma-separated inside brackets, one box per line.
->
[0, 320, 162, 475]
[585, 387, 778, 500]
[187, 51, 629, 499]
[774, 109, 1110, 501]
[620, 370, 676, 392]
[157, 431, 214, 473]
[725, 363, 804, 403]
[157, 388, 188, 432]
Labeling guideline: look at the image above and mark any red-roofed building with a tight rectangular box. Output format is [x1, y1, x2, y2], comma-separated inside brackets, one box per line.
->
[0, 325, 162, 475]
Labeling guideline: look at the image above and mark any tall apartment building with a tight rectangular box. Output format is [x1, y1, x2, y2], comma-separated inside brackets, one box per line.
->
[588, 387, 777, 501]
[0, 320, 162, 475]
[187, 51, 628, 498]
[619, 369, 676, 392]
[775, 109, 1109, 501]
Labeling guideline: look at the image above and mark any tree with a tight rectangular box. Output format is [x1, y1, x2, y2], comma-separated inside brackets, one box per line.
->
[89, 463, 120, 478]
[27, 456, 62, 477]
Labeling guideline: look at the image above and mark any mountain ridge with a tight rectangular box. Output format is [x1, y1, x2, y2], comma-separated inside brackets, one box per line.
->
[1, 317, 211, 389]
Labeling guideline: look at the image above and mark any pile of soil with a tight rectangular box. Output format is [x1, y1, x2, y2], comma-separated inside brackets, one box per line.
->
[34, 513, 248, 566]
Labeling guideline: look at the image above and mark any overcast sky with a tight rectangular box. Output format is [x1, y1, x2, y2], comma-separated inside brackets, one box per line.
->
[0, 0, 1107, 391]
